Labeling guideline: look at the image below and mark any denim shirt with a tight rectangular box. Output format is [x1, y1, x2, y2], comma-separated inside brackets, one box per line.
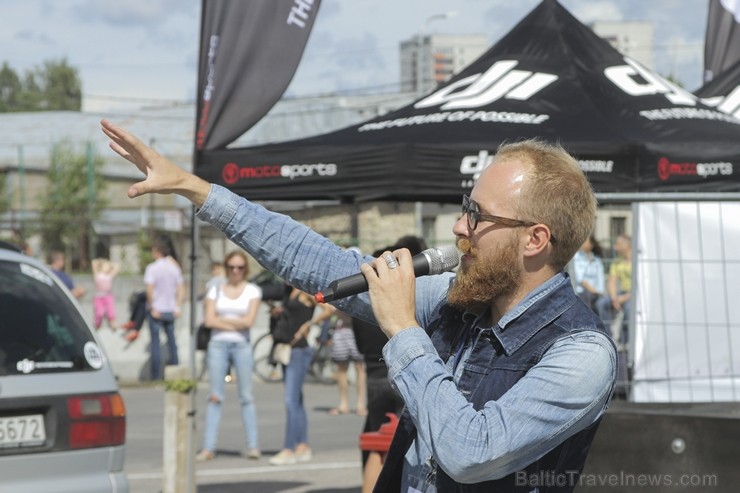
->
[196, 185, 617, 492]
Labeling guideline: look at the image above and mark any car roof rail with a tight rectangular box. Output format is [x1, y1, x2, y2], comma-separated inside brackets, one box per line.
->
[0, 240, 23, 253]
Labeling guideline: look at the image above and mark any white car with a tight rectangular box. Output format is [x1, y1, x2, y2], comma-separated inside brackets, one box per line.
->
[0, 242, 128, 492]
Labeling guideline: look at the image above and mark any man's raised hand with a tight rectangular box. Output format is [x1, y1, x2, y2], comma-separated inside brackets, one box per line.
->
[101, 119, 210, 206]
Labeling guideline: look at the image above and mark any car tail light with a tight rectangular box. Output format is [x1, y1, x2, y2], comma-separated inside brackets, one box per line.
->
[67, 393, 126, 449]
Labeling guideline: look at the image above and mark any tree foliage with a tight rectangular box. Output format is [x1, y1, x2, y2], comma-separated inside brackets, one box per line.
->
[37, 141, 108, 269]
[137, 229, 154, 274]
[0, 59, 82, 112]
[0, 63, 23, 112]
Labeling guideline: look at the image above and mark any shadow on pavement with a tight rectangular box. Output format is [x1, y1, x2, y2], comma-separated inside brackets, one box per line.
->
[305, 488, 361, 493]
[198, 482, 360, 493]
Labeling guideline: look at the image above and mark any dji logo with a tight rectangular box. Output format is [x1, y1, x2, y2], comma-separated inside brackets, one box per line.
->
[604, 57, 696, 106]
[414, 60, 558, 110]
[415, 55, 704, 111]
[459, 150, 495, 189]
[17, 359, 35, 374]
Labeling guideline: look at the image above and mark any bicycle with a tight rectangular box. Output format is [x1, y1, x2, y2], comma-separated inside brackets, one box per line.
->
[252, 324, 336, 384]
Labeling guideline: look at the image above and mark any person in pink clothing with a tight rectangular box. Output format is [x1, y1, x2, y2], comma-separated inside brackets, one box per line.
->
[145, 235, 184, 381]
[92, 258, 120, 330]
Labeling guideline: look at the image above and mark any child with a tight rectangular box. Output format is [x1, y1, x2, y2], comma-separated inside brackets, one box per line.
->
[92, 258, 120, 330]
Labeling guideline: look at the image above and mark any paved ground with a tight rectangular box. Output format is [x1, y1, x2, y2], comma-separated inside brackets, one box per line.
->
[122, 374, 369, 493]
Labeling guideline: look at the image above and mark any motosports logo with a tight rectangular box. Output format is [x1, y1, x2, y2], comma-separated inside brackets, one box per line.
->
[222, 162, 337, 185]
[414, 60, 558, 110]
[657, 157, 734, 181]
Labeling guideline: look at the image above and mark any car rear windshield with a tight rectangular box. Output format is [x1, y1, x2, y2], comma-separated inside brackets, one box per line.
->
[0, 260, 98, 376]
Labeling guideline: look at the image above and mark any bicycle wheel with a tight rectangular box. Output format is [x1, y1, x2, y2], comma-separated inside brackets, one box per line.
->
[253, 333, 283, 383]
[310, 342, 337, 384]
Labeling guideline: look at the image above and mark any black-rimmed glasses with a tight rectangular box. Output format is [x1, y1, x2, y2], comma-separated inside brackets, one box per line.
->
[462, 195, 557, 244]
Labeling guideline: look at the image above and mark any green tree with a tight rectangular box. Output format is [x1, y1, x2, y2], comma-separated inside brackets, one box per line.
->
[36, 58, 82, 111]
[137, 229, 154, 274]
[0, 58, 82, 112]
[37, 141, 108, 270]
[0, 63, 22, 112]
[17, 72, 42, 110]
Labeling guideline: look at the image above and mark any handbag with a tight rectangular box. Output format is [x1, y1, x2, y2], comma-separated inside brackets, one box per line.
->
[272, 311, 295, 343]
[196, 285, 220, 350]
[196, 323, 211, 351]
[272, 342, 292, 365]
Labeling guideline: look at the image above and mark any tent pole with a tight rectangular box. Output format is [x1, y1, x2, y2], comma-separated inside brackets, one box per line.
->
[351, 202, 359, 245]
[596, 192, 740, 203]
[415, 202, 423, 239]
[186, 205, 199, 493]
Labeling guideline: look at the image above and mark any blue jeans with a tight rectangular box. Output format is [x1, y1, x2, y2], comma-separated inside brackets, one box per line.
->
[282, 345, 313, 450]
[147, 312, 178, 380]
[595, 295, 631, 346]
[202, 339, 259, 451]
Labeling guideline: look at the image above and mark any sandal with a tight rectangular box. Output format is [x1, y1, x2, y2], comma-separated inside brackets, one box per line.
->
[195, 449, 215, 461]
[329, 407, 349, 416]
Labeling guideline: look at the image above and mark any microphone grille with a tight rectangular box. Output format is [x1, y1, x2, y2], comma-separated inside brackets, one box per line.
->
[425, 245, 460, 275]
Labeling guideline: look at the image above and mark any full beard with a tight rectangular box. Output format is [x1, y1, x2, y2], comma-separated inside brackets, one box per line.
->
[447, 235, 523, 311]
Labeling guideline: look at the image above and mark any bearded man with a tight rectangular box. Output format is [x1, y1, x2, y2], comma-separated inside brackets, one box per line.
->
[102, 119, 617, 493]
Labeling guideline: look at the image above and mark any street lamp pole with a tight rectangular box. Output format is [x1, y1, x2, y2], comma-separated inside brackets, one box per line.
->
[414, 11, 457, 239]
[416, 11, 458, 97]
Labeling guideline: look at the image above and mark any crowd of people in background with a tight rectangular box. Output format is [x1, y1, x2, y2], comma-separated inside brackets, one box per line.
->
[32, 226, 631, 487]
[34, 231, 634, 367]
[570, 233, 632, 349]
[42, 235, 185, 380]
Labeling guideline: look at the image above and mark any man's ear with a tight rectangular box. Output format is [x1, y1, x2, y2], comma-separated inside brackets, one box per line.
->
[523, 225, 551, 258]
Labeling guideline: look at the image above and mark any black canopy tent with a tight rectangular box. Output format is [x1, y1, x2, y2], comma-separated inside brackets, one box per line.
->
[188, 1, 740, 479]
[194, 0, 740, 204]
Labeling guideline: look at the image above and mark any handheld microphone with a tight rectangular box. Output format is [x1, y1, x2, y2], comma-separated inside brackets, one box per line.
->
[314, 245, 460, 303]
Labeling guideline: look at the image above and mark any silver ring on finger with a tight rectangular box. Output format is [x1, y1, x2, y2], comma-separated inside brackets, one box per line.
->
[384, 253, 398, 269]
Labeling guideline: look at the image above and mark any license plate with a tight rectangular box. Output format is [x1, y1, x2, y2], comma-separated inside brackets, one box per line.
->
[0, 414, 46, 448]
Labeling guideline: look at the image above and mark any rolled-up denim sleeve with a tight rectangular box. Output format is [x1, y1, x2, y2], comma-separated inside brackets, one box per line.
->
[383, 329, 616, 483]
[196, 184, 379, 320]
[198, 185, 455, 325]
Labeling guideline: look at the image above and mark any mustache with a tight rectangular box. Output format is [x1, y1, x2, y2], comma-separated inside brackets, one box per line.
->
[456, 238, 476, 257]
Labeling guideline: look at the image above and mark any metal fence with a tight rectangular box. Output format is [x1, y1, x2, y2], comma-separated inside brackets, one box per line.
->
[628, 201, 740, 403]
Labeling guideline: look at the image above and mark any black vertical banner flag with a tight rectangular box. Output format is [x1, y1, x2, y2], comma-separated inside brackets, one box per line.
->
[195, 0, 320, 153]
[704, 0, 740, 82]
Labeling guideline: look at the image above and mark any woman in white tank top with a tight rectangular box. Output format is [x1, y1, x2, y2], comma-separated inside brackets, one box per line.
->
[196, 250, 263, 461]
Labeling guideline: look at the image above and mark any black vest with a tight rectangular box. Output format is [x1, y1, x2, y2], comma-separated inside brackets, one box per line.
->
[374, 278, 614, 492]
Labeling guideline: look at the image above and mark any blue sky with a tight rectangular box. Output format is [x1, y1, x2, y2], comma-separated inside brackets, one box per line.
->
[0, 0, 709, 112]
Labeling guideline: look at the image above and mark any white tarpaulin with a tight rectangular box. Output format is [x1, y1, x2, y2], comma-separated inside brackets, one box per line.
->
[632, 201, 740, 402]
